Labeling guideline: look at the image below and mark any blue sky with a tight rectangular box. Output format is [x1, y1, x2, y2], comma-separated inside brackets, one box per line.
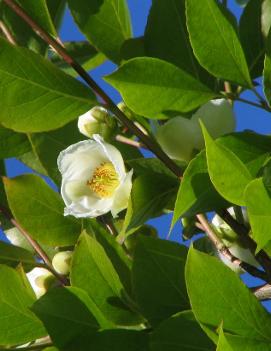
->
[4, 0, 271, 308]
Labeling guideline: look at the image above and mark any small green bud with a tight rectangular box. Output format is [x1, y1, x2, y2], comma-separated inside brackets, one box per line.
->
[52, 251, 73, 275]
[78, 106, 117, 141]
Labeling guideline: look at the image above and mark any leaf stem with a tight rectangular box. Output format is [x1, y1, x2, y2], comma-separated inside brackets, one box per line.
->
[252, 284, 271, 301]
[0, 341, 54, 351]
[0, 205, 68, 285]
[195, 214, 268, 281]
[0, 20, 16, 45]
[2, 0, 182, 179]
[115, 134, 145, 149]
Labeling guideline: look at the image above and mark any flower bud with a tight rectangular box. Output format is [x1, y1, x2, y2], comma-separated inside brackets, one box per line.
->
[52, 251, 73, 275]
[78, 106, 116, 141]
[156, 117, 199, 162]
[192, 99, 236, 150]
[26, 267, 56, 298]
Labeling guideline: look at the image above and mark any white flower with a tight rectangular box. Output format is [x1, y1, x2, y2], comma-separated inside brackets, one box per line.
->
[156, 98, 235, 162]
[78, 106, 115, 140]
[26, 267, 54, 298]
[57, 135, 133, 218]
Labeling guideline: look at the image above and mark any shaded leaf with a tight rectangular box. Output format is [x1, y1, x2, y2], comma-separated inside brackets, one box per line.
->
[0, 126, 30, 159]
[67, 0, 132, 63]
[132, 236, 189, 326]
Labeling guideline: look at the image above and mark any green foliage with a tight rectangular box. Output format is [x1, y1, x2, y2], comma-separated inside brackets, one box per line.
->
[186, 247, 271, 343]
[132, 236, 189, 326]
[4, 174, 81, 246]
[105, 57, 216, 118]
[67, 0, 132, 63]
[186, 0, 252, 87]
[0, 265, 46, 345]
[0, 39, 95, 132]
[0, 1, 271, 350]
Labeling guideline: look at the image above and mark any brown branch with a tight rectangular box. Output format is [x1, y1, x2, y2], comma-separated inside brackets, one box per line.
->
[195, 214, 268, 281]
[2, 0, 183, 179]
[0, 20, 16, 45]
[0, 206, 67, 285]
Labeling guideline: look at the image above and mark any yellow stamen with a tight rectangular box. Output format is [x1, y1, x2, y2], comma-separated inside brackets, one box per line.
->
[87, 162, 119, 198]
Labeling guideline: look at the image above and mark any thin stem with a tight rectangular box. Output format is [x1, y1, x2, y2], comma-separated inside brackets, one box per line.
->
[0, 342, 53, 351]
[2, 0, 182, 179]
[232, 95, 271, 113]
[252, 284, 271, 301]
[115, 135, 145, 149]
[0, 205, 67, 285]
[195, 214, 267, 281]
[0, 20, 16, 44]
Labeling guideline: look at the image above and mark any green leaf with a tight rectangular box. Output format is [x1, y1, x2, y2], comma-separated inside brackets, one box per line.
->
[202, 124, 252, 205]
[239, 0, 264, 78]
[87, 329, 149, 351]
[4, 174, 81, 246]
[127, 157, 181, 179]
[245, 177, 271, 251]
[126, 174, 178, 231]
[0, 264, 46, 345]
[144, 0, 213, 87]
[84, 219, 132, 294]
[67, 0, 132, 63]
[264, 31, 271, 104]
[71, 232, 142, 326]
[0, 39, 95, 132]
[0, 126, 31, 159]
[32, 287, 99, 350]
[172, 151, 229, 225]
[132, 236, 189, 326]
[1, 0, 56, 55]
[46, 0, 66, 31]
[28, 121, 84, 185]
[185, 247, 271, 343]
[186, 0, 252, 87]
[150, 310, 215, 351]
[120, 37, 145, 61]
[51, 41, 106, 77]
[0, 240, 36, 269]
[105, 57, 217, 118]
[217, 329, 271, 351]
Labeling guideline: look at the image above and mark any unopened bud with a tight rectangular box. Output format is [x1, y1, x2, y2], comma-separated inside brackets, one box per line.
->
[52, 251, 73, 275]
[78, 107, 116, 140]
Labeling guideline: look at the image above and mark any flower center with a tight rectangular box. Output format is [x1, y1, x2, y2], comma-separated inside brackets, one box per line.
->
[87, 162, 119, 198]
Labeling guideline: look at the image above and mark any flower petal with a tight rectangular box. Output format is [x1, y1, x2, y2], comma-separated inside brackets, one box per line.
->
[111, 170, 133, 217]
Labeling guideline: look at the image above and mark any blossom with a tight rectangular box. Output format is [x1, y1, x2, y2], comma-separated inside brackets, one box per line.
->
[78, 106, 116, 140]
[156, 98, 235, 162]
[26, 267, 54, 298]
[57, 134, 133, 218]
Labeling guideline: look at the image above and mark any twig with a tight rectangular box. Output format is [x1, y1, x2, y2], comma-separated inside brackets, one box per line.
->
[0, 341, 53, 351]
[195, 214, 268, 281]
[0, 20, 16, 45]
[252, 284, 271, 301]
[2, 0, 183, 179]
[225, 93, 271, 113]
[115, 135, 145, 149]
[217, 209, 271, 282]
[0, 205, 67, 285]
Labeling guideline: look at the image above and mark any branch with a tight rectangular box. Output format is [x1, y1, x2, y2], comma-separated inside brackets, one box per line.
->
[0, 205, 67, 285]
[195, 214, 268, 281]
[2, 0, 182, 179]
